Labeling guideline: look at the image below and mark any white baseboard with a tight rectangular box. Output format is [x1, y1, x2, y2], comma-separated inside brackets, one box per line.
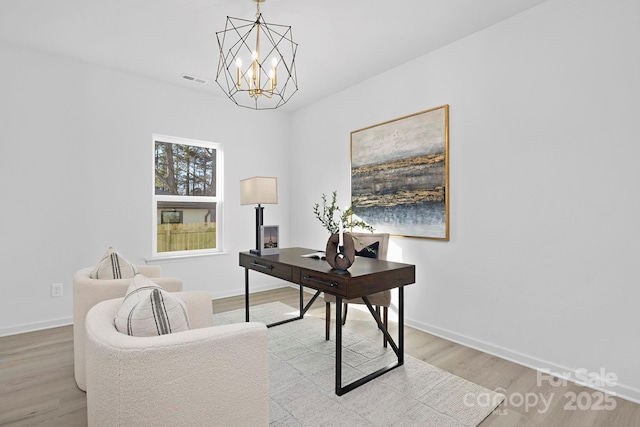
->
[405, 316, 640, 405]
[0, 316, 73, 337]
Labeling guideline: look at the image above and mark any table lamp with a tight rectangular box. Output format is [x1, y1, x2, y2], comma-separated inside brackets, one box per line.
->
[240, 176, 278, 254]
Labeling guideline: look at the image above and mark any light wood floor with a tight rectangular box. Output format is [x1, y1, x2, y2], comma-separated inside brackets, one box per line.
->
[1, 287, 639, 426]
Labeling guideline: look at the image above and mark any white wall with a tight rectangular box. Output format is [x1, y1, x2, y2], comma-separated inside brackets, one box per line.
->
[0, 41, 291, 335]
[290, 0, 640, 401]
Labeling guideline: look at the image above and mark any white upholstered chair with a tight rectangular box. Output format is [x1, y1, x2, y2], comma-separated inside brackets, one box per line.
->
[72, 265, 183, 391]
[324, 232, 391, 346]
[85, 291, 269, 427]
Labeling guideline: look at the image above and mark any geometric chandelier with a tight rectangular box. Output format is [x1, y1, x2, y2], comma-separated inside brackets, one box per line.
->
[215, 0, 298, 110]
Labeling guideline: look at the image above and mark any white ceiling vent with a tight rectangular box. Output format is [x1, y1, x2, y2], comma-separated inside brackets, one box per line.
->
[180, 74, 207, 84]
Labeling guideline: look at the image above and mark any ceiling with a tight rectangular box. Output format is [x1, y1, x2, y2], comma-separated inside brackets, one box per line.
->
[0, 0, 549, 112]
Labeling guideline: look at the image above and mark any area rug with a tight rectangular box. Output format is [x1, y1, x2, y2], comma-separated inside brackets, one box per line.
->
[213, 302, 504, 427]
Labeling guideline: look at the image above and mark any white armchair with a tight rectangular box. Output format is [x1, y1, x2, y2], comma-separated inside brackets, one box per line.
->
[73, 265, 183, 391]
[85, 291, 269, 427]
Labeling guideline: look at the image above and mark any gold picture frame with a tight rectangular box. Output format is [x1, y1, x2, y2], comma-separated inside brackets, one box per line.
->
[351, 105, 449, 240]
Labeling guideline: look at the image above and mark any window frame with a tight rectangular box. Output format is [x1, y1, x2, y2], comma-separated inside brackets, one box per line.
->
[151, 134, 224, 258]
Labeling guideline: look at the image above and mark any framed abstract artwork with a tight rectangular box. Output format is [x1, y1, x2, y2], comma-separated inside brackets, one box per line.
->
[351, 105, 449, 240]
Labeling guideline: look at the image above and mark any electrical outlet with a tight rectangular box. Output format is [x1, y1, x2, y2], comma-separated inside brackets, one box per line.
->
[51, 283, 63, 297]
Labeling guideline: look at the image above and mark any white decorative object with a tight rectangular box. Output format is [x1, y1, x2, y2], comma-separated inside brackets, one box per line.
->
[114, 274, 190, 337]
[89, 246, 137, 279]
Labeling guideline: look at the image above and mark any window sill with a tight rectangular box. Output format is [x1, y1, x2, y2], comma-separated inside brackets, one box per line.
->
[145, 251, 229, 264]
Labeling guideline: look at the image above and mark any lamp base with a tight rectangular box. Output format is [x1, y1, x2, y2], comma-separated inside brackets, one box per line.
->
[251, 205, 265, 257]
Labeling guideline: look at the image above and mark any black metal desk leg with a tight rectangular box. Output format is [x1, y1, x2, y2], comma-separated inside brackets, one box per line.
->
[245, 268, 250, 322]
[335, 296, 343, 395]
[299, 285, 304, 317]
[399, 286, 404, 364]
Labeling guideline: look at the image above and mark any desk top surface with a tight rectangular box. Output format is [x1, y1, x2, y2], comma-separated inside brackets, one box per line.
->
[240, 247, 415, 298]
[240, 247, 415, 278]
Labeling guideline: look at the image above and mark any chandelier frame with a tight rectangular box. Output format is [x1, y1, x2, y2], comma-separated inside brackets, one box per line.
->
[215, 1, 298, 110]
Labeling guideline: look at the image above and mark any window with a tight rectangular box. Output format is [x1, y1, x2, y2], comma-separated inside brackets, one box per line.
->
[153, 135, 223, 256]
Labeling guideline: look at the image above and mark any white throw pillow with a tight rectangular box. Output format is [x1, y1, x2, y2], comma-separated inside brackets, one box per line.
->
[89, 246, 137, 279]
[114, 274, 190, 337]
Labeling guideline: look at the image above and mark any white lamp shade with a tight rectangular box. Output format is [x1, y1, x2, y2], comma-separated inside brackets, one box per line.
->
[240, 176, 278, 205]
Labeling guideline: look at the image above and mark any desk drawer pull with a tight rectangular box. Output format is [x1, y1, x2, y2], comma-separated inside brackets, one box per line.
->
[251, 261, 273, 271]
[303, 275, 338, 288]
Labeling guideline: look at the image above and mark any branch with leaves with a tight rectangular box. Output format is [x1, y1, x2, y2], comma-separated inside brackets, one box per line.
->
[313, 191, 374, 235]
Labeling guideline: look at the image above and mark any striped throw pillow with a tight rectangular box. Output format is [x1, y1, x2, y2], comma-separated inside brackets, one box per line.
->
[114, 274, 190, 337]
[89, 247, 137, 279]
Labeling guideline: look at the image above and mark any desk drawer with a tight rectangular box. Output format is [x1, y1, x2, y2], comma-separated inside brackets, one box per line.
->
[246, 259, 292, 282]
[300, 269, 347, 297]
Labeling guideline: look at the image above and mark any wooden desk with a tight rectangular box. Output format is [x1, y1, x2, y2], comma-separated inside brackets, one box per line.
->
[239, 247, 416, 395]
